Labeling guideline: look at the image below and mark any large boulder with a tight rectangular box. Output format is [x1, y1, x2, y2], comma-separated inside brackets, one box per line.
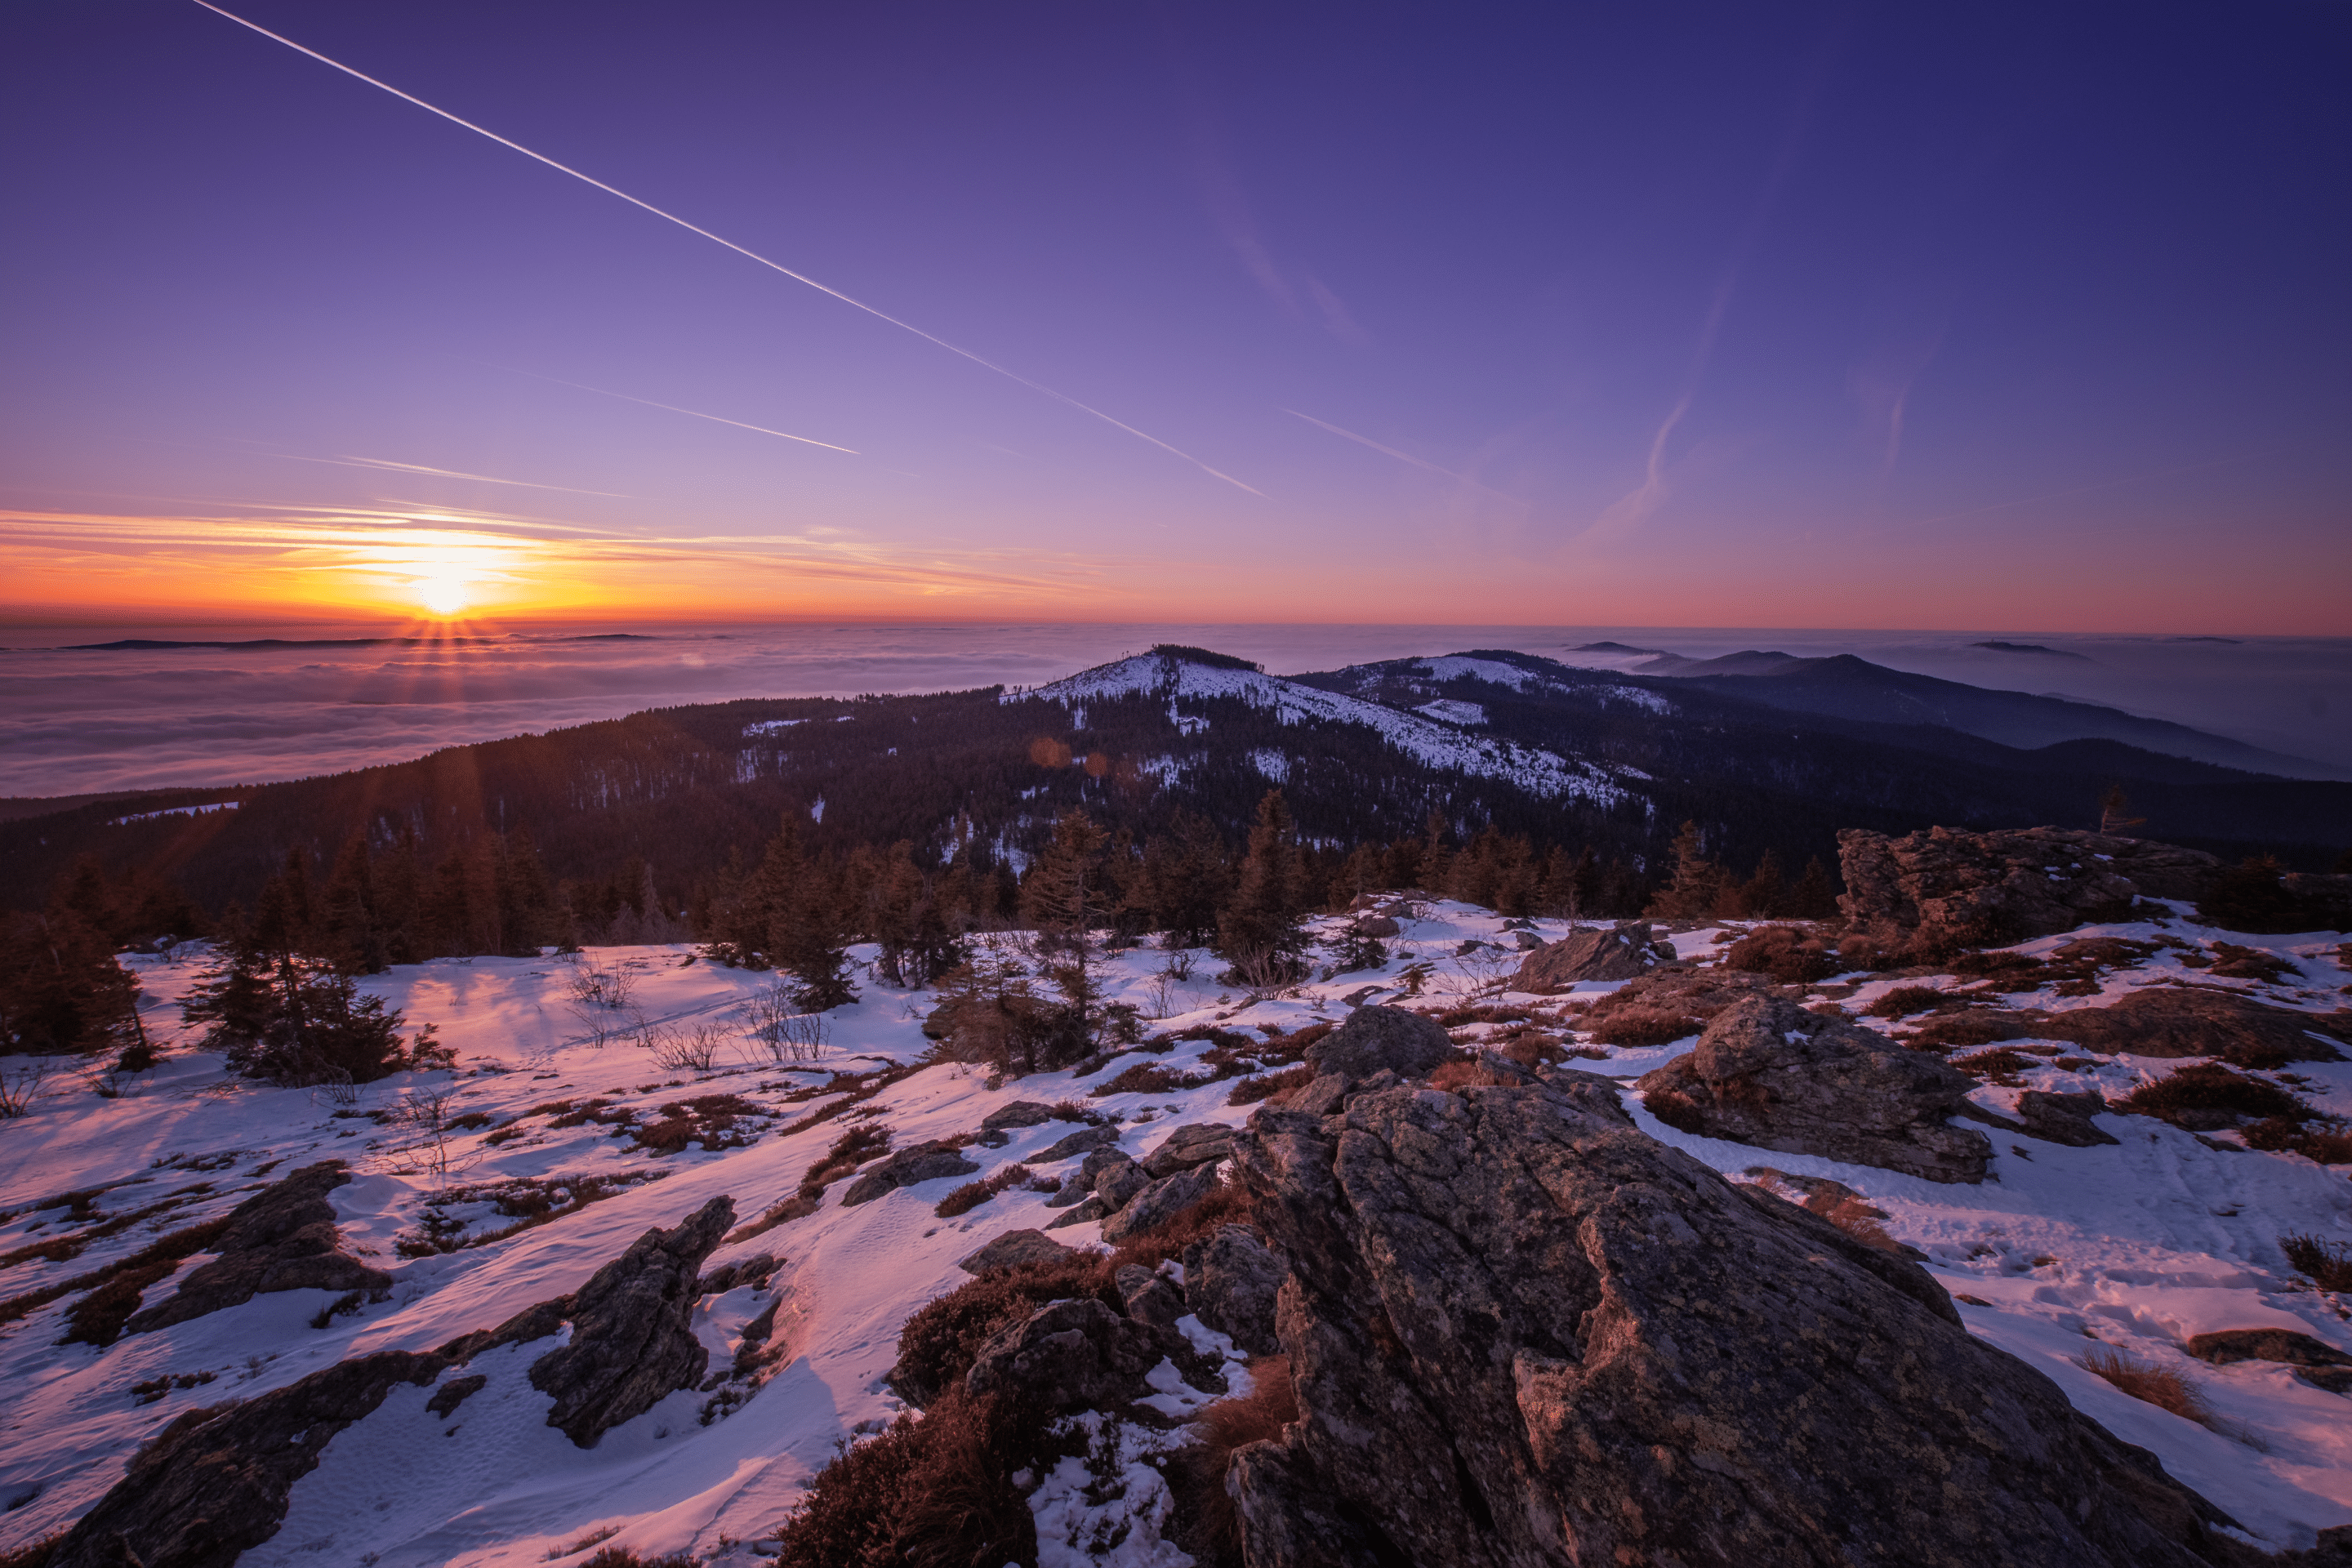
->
[1182, 1224, 1286, 1354]
[529, 1196, 733, 1446]
[1512, 920, 1674, 989]
[1303, 1005, 1451, 1087]
[1635, 995, 1992, 1182]
[1838, 826, 2218, 941]
[1141, 1121, 1236, 1178]
[962, 1298, 1196, 1412]
[956, 1228, 1077, 1275]
[1224, 1078, 2245, 1568]
[124, 1161, 391, 1335]
[838, 1141, 981, 1205]
[1100, 1162, 1223, 1245]
[2035, 987, 2347, 1065]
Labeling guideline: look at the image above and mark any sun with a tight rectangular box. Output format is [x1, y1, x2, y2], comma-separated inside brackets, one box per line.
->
[415, 568, 472, 617]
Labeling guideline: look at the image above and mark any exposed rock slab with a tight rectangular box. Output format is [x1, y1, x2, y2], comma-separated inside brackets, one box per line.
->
[963, 1298, 1203, 1411]
[1838, 826, 2217, 940]
[1141, 1121, 1236, 1178]
[1099, 1162, 1222, 1245]
[1227, 1077, 2245, 1568]
[1637, 994, 1993, 1182]
[1035, 1124, 1123, 1164]
[838, 1141, 981, 1205]
[123, 1160, 390, 1336]
[2188, 1330, 2352, 1394]
[2036, 987, 2347, 1065]
[1512, 920, 1673, 989]
[48, 1298, 572, 1568]
[1303, 1005, 1450, 1087]
[528, 1195, 733, 1447]
[956, 1228, 1077, 1275]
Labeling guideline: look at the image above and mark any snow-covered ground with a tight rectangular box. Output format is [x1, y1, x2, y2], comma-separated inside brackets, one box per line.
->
[1, 904, 2348, 1561]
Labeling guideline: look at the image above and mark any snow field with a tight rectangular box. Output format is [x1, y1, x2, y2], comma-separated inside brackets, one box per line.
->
[0, 903, 2343, 1559]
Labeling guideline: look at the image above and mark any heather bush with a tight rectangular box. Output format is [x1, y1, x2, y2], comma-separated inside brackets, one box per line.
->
[2112, 1064, 2312, 1129]
[2281, 1232, 2352, 1290]
[1722, 924, 1838, 983]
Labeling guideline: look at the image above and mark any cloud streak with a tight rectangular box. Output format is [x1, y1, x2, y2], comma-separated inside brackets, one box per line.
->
[189, 0, 1261, 497]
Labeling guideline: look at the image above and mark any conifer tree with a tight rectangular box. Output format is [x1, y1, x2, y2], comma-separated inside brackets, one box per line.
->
[1647, 821, 1726, 920]
[1021, 809, 1110, 1032]
[1219, 791, 1308, 981]
[1792, 856, 1842, 920]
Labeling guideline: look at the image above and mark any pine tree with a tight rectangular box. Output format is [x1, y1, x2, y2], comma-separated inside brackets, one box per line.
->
[1647, 822, 1726, 920]
[1734, 849, 1787, 920]
[1140, 812, 1232, 949]
[1219, 791, 1308, 982]
[1021, 809, 1111, 1032]
[754, 815, 858, 1009]
[1792, 856, 1841, 920]
[0, 902, 141, 1057]
[1416, 809, 1453, 893]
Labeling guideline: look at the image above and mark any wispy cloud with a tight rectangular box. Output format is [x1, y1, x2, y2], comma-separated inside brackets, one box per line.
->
[189, 1, 1260, 497]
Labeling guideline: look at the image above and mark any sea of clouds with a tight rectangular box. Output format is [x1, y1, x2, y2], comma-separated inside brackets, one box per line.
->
[3, 621, 2346, 798]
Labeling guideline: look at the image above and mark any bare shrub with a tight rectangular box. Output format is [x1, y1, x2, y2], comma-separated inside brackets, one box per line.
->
[385, 1086, 481, 1190]
[747, 985, 831, 1065]
[546, 1526, 620, 1560]
[0, 1062, 54, 1119]
[566, 954, 639, 1011]
[638, 1018, 728, 1074]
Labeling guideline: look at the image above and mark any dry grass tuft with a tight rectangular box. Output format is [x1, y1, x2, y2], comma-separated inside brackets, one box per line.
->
[1169, 1355, 1298, 1564]
[2282, 1232, 2352, 1291]
[2079, 1347, 2216, 1426]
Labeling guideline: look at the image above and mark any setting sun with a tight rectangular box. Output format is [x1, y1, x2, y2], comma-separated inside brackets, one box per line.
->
[414, 569, 471, 617]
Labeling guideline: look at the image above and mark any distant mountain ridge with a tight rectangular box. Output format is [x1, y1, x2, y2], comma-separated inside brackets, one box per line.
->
[3, 643, 2345, 914]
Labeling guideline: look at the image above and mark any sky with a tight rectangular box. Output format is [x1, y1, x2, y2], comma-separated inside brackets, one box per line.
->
[2, 1, 2348, 631]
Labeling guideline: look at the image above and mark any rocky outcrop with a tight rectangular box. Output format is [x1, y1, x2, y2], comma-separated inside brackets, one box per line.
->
[956, 1228, 1077, 1274]
[1511, 920, 1674, 989]
[1225, 1076, 2245, 1568]
[1636, 995, 1993, 1182]
[124, 1161, 390, 1335]
[1115, 1262, 1187, 1327]
[1838, 826, 2218, 941]
[2036, 987, 2347, 1065]
[1035, 1124, 1123, 1164]
[48, 1292, 575, 1568]
[529, 1196, 733, 1446]
[1141, 1121, 1235, 1178]
[962, 1298, 1202, 1412]
[1182, 1224, 1285, 1354]
[2015, 1089, 2122, 1147]
[2187, 1329, 2352, 1394]
[1099, 1162, 1221, 1245]
[838, 1141, 981, 1205]
[1303, 1005, 1450, 1088]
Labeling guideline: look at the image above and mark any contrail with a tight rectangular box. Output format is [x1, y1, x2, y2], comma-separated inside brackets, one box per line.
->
[1284, 410, 1521, 502]
[499, 368, 861, 453]
[189, 1, 1261, 497]
[279, 453, 637, 496]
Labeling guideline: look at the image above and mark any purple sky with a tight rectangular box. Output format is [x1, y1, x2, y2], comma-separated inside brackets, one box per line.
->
[2, 2, 2347, 629]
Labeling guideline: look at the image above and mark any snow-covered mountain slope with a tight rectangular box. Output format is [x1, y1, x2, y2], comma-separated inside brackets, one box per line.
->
[1009, 649, 1633, 808]
[2, 908, 2350, 1562]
